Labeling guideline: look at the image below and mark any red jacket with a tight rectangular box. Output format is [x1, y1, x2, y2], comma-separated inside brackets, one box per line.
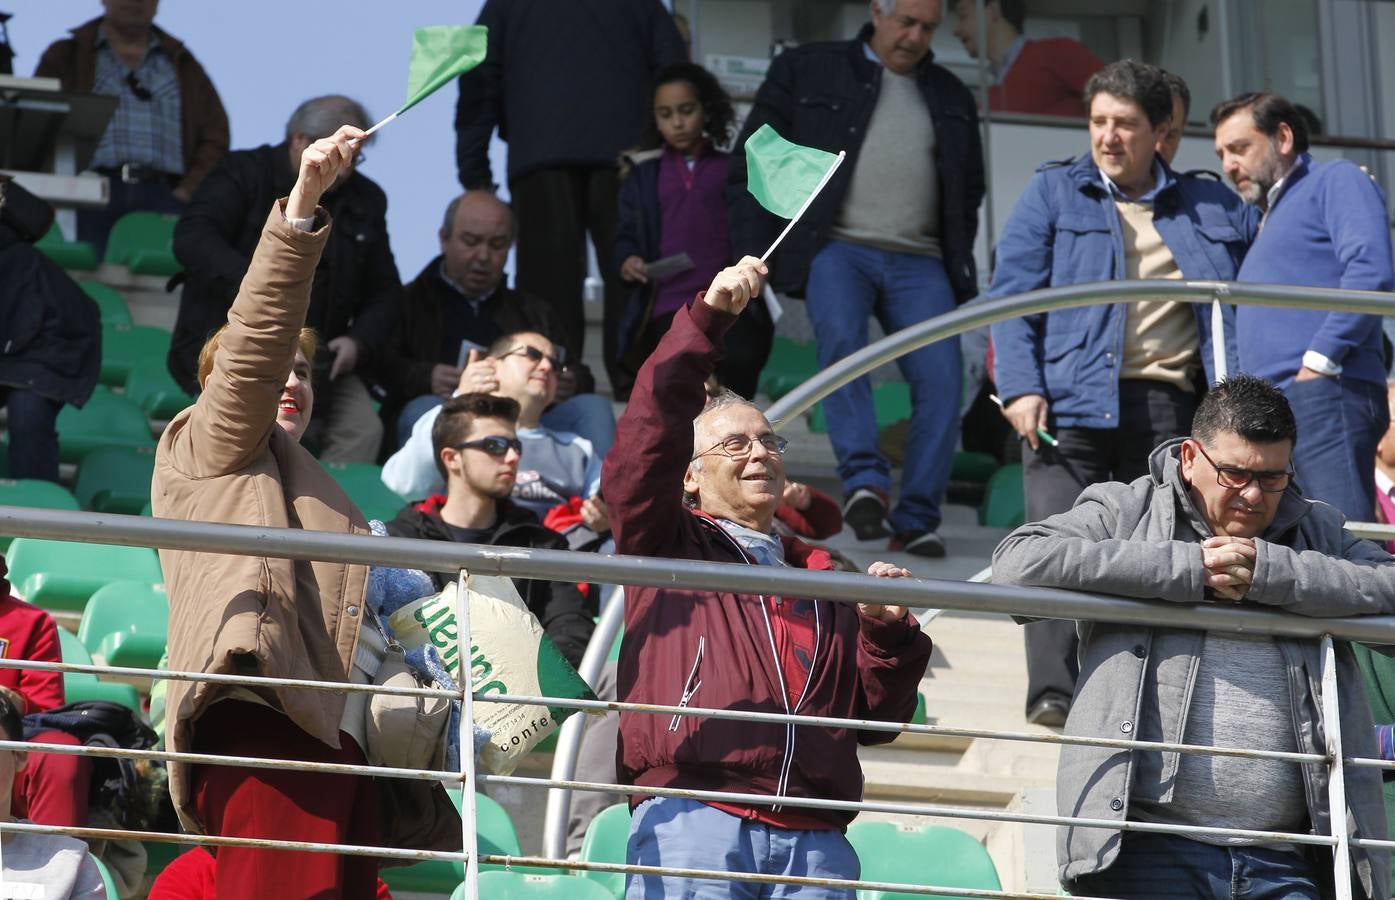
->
[990, 37, 1103, 118]
[602, 299, 932, 827]
[0, 560, 64, 714]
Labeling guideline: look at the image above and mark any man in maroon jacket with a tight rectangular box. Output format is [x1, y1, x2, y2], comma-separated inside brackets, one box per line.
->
[602, 256, 933, 898]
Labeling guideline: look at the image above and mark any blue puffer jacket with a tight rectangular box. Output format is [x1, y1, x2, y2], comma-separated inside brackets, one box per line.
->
[990, 154, 1259, 429]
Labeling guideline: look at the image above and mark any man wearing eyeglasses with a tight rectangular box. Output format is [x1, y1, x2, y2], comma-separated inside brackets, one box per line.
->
[385, 392, 594, 668]
[993, 374, 1395, 899]
[603, 257, 933, 898]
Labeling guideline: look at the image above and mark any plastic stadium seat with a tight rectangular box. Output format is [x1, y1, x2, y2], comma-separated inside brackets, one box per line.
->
[951, 451, 1000, 485]
[578, 802, 631, 898]
[383, 791, 540, 894]
[978, 463, 1025, 529]
[99, 323, 173, 387]
[808, 382, 912, 434]
[78, 581, 168, 669]
[103, 211, 181, 276]
[79, 281, 133, 326]
[321, 462, 408, 523]
[57, 627, 142, 711]
[911, 691, 928, 726]
[460, 872, 616, 899]
[758, 337, 820, 401]
[56, 386, 155, 464]
[90, 854, 119, 898]
[124, 363, 195, 419]
[0, 480, 81, 551]
[74, 446, 156, 514]
[6, 537, 163, 614]
[846, 821, 1002, 900]
[36, 224, 98, 271]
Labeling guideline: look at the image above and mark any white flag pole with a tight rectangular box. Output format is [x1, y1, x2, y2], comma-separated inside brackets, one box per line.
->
[1210, 300, 1228, 382]
[760, 151, 846, 263]
[355, 111, 399, 142]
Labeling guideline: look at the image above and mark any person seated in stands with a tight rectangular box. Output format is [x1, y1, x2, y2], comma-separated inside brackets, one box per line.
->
[152, 125, 457, 898]
[35, 0, 228, 255]
[0, 693, 105, 899]
[950, 0, 1103, 117]
[384, 393, 594, 668]
[377, 192, 615, 456]
[0, 178, 101, 484]
[167, 94, 401, 463]
[604, 255, 932, 897]
[384, 331, 608, 549]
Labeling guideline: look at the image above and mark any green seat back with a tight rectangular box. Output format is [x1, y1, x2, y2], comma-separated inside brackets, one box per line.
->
[758, 337, 820, 402]
[383, 791, 543, 894]
[57, 627, 142, 711]
[89, 853, 119, 898]
[79, 281, 133, 326]
[577, 802, 631, 898]
[103, 211, 181, 276]
[978, 463, 1025, 529]
[6, 537, 163, 614]
[950, 451, 1000, 485]
[74, 446, 157, 514]
[124, 363, 195, 419]
[99, 323, 173, 387]
[78, 581, 168, 669]
[321, 462, 407, 523]
[56, 386, 154, 464]
[911, 691, 927, 726]
[808, 382, 912, 434]
[464, 872, 617, 899]
[846, 821, 1001, 900]
[0, 479, 81, 551]
[37, 224, 98, 271]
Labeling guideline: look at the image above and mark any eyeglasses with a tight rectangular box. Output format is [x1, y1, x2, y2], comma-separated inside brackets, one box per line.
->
[497, 345, 565, 370]
[454, 436, 523, 457]
[1192, 442, 1292, 493]
[692, 433, 789, 461]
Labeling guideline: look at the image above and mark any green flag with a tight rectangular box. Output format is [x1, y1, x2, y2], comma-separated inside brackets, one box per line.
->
[743, 124, 840, 219]
[398, 25, 488, 115]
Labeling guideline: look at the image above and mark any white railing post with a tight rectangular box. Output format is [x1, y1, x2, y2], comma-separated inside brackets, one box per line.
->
[458, 568, 480, 900]
[1321, 634, 1353, 900]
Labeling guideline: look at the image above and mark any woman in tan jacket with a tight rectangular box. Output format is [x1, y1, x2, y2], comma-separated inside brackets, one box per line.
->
[152, 126, 456, 898]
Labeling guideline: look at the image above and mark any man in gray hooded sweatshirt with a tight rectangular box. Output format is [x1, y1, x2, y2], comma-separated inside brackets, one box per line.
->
[993, 374, 1395, 899]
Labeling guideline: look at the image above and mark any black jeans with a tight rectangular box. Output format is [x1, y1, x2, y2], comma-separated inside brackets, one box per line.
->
[1022, 379, 1196, 713]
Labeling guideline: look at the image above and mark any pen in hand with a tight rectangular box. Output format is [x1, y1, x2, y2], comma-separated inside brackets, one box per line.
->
[989, 394, 1060, 448]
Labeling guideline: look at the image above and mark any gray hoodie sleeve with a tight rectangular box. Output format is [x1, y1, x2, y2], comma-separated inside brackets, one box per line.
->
[1249, 528, 1395, 617]
[992, 481, 1205, 604]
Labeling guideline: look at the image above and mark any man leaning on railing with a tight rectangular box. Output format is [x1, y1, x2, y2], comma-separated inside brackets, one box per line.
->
[993, 374, 1395, 899]
[601, 256, 933, 899]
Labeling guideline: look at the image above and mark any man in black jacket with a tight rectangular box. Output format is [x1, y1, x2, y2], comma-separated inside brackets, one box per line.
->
[729, 0, 985, 559]
[385, 393, 594, 668]
[167, 94, 402, 462]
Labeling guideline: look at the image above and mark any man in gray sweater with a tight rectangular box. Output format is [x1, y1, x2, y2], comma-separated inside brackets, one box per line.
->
[993, 374, 1395, 899]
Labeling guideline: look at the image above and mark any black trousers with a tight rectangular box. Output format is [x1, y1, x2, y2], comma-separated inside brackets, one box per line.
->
[1022, 379, 1197, 712]
[623, 303, 774, 400]
[510, 166, 625, 390]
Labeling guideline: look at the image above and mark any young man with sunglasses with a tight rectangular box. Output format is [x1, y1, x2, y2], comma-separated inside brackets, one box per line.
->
[385, 392, 594, 667]
[603, 256, 932, 898]
[993, 374, 1395, 899]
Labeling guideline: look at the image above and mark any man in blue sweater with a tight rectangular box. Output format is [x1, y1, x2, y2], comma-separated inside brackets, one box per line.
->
[1213, 92, 1393, 522]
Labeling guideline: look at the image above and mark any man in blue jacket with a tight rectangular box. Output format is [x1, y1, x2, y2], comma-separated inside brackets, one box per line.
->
[1213, 91, 1393, 523]
[989, 60, 1256, 725]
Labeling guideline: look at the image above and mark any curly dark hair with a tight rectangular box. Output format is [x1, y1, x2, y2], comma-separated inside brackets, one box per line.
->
[1192, 374, 1297, 447]
[640, 63, 736, 151]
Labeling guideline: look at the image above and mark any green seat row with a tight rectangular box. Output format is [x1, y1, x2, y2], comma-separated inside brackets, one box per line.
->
[36, 224, 98, 271]
[77, 581, 169, 670]
[322, 462, 409, 524]
[382, 790, 549, 894]
[807, 381, 912, 434]
[0, 480, 81, 551]
[104, 211, 181, 276]
[56, 627, 142, 711]
[758, 337, 820, 402]
[6, 536, 163, 614]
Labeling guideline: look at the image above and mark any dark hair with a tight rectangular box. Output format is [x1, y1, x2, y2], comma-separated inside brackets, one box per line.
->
[0, 692, 21, 742]
[1161, 69, 1190, 120]
[1192, 374, 1298, 447]
[1209, 92, 1311, 154]
[1084, 60, 1174, 128]
[430, 393, 521, 482]
[996, 0, 1026, 32]
[641, 63, 736, 151]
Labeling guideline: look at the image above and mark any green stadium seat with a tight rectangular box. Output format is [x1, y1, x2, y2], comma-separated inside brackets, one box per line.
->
[36, 224, 98, 271]
[808, 382, 912, 434]
[57, 627, 142, 711]
[78, 581, 168, 669]
[951, 451, 1000, 485]
[978, 463, 1025, 529]
[577, 802, 631, 898]
[56, 386, 155, 464]
[79, 281, 133, 326]
[6, 537, 163, 614]
[758, 337, 820, 402]
[99, 323, 173, 387]
[103, 211, 181, 276]
[321, 462, 408, 523]
[383, 790, 543, 894]
[124, 363, 195, 419]
[90, 854, 119, 898]
[74, 446, 156, 514]
[462, 872, 616, 899]
[0, 480, 81, 551]
[846, 821, 1001, 900]
[911, 691, 927, 726]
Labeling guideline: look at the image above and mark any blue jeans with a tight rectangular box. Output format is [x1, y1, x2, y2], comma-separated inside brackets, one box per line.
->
[1, 388, 62, 483]
[625, 797, 858, 899]
[395, 392, 617, 459]
[805, 240, 961, 533]
[1070, 832, 1320, 899]
[1283, 375, 1388, 522]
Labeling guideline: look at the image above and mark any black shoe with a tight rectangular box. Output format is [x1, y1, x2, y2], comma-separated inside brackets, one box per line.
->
[1026, 696, 1070, 728]
[889, 530, 947, 558]
[842, 487, 890, 540]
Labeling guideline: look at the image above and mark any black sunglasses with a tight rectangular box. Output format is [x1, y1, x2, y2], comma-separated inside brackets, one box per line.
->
[454, 436, 523, 457]
[497, 344, 565, 369]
